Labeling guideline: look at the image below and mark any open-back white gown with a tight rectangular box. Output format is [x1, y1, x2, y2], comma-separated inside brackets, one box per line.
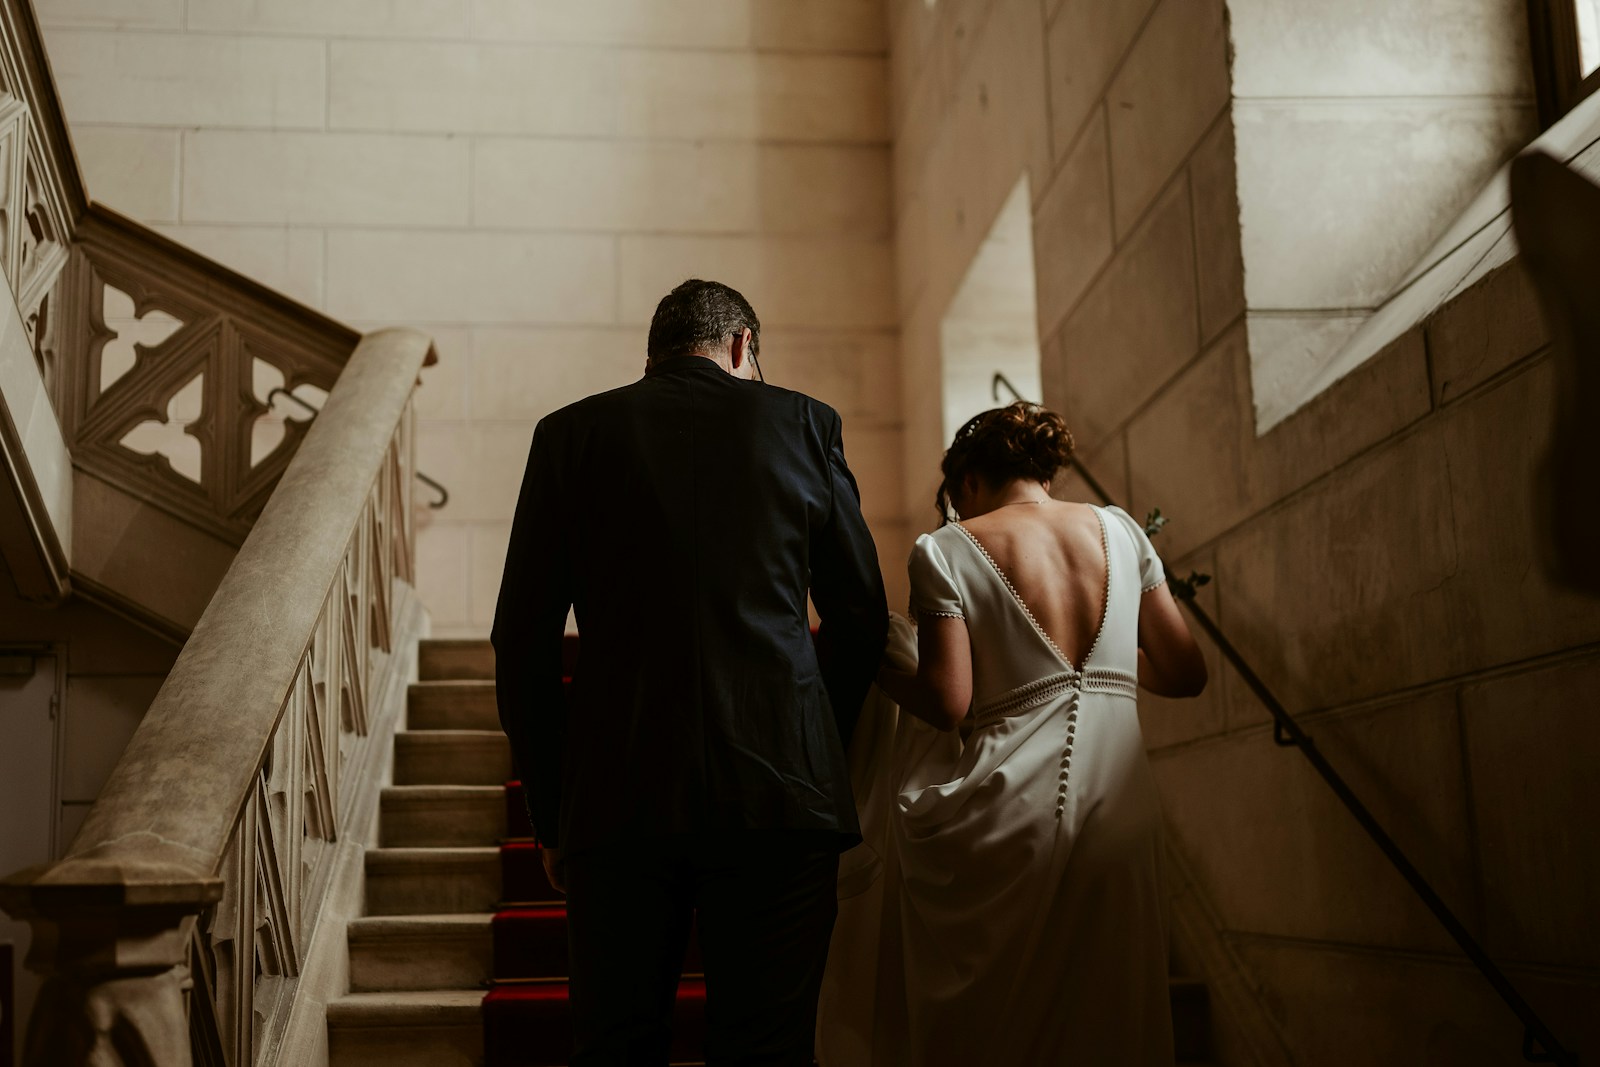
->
[817, 504, 1174, 1066]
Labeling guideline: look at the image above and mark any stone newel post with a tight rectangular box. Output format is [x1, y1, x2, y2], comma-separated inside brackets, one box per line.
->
[0, 851, 221, 1065]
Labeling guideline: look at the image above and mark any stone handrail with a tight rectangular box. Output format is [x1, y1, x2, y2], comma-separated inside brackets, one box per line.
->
[0, 327, 435, 1066]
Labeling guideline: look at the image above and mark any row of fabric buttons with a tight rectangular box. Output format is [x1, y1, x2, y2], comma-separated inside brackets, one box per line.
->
[1056, 706, 1078, 820]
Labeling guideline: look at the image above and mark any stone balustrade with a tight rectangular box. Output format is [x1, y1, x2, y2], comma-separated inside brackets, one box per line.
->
[0, 327, 435, 1066]
[0, 4, 440, 1061]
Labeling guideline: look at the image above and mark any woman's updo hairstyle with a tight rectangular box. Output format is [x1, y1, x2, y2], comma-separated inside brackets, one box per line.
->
[936, 401, 1076, 523]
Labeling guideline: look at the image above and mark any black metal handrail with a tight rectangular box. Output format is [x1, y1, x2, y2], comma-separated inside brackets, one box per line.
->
[268, 387, 449, 509]
[990, 371, 1577, 1066]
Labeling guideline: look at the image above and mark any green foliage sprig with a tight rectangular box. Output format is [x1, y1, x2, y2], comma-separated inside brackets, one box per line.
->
[1142, 507, 1212, 601]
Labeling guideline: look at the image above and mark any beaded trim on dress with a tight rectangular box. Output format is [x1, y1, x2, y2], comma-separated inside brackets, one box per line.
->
[973, 670, 1079, 724]
[972, 666, 1138, 725]
[1082, 667, 1137, 700]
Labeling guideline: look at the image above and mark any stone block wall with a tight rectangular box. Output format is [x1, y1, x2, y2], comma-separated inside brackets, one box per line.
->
[890, 0, 1597, 1062]
[1138, 266, 1599, 1064]
[37, 0, 907, 632]
[1226, 0, 1538, 430]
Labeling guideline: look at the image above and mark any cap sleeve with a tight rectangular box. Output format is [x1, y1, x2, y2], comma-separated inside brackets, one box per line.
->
[1103, 505, 1167, 592]
[907, 533, 965, 620]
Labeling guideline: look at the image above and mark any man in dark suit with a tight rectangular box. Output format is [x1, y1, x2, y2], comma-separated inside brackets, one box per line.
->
[492, 279, 889, 1066]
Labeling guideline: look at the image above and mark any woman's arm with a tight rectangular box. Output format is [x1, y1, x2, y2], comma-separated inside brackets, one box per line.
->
[875, 614, 973, 731]
[1136, 582, 1208, 698]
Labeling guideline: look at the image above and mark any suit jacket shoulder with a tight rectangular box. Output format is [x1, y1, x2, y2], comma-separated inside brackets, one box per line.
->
[548, 369, 843, 439]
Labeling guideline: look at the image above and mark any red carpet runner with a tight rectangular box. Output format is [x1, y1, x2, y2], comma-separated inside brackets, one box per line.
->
[483, 641, 707, 1066]
[481, 818, 709, 1066]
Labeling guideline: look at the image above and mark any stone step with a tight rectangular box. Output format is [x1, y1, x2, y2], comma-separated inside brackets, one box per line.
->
[419, 639, 495, 682]
[381, 785, 506, 848]
[348, 914, 493, 992]
[322, 980, 1206, 1067]
[338, 919, 1206, 1062]
[408, 680, 498, 731]
[365, 847, 502, 916]
[393, 729, 512, 786]
[327, 990, 483, 1067]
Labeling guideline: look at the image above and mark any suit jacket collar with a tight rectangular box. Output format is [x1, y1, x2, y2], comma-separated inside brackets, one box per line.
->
[646, 356, 730, 379]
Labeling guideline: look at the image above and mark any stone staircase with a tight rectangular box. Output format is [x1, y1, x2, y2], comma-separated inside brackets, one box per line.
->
[325, 639, 1213, 1066]
[327, 641, 507, 1066]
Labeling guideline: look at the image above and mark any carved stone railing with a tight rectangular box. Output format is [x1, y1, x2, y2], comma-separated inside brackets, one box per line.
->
[0, 0, 78, 364]
[0, 1, 440, 1061]
[0, 0, 86, 601]
[0, 0, 371, 631]
[46, 208, 368, 637]
[0, 328, 435, 1067]
[51, 210, 361, 547]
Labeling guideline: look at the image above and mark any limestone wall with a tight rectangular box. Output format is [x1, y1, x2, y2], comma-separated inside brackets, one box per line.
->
[37, 0, 906, 633]
[1227, 0, 1537, 430]
[891, 0, 1597, 1062]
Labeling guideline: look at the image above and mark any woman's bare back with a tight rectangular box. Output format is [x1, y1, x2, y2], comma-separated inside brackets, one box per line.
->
[958, 500, 1108, 667]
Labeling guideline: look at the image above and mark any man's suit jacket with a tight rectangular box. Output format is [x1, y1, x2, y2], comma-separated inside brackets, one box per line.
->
[492, 356, 889, 857]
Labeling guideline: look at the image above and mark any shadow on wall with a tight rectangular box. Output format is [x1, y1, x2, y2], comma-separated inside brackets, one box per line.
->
[1510, 151, 1600, 597]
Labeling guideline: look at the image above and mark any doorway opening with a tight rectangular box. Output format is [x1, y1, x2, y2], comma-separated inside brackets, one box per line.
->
[0, 648, 63, 1067]
[938, 175, 1043, 446]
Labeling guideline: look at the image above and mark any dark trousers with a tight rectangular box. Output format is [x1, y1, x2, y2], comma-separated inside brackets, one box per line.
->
[564, 832, 840, 1067]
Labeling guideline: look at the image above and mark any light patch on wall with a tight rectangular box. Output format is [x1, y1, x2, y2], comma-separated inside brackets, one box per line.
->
[1579, 0, 1600, 77]
[1293, 87, 1600, 409]
[939, 175, 1043, 446]
[1230, 0, 1539, 432]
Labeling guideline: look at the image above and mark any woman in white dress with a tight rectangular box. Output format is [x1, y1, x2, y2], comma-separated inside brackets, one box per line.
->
[832, 402, 1208, 1066]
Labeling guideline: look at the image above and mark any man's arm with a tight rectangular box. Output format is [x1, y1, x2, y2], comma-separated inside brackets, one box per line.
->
[491, 417, 572, 851]
[810, 410, 889, 749]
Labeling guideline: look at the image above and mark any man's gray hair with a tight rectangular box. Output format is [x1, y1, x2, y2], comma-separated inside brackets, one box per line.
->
[647, 279, 761, 363]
